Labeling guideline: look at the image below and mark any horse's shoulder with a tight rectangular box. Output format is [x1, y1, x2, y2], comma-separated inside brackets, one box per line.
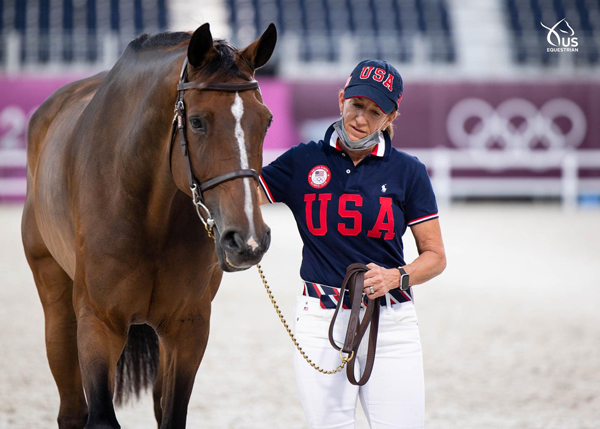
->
[27, 72, 108, 162]
[39, 72, 107, 119]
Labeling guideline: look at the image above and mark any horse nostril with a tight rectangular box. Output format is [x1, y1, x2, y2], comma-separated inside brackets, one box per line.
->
[221, 229, 245, 254]
[262, 228, 271, 250]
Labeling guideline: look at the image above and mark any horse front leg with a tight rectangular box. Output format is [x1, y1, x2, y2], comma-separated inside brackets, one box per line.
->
[75, 302, 127, 429]
[158, 305, 211, 429]
[23, 200, 88, 428]
[29, 256, 89, 429]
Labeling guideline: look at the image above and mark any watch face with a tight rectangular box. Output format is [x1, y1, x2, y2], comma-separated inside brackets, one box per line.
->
[400, 275, 410, 291]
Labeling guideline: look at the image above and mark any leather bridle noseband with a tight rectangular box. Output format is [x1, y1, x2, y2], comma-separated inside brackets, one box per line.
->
[170, 57, 260, 238]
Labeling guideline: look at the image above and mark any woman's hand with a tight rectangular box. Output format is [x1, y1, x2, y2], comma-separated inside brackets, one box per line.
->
[363, 219, 447, 299]
[363, 263, 400, 299]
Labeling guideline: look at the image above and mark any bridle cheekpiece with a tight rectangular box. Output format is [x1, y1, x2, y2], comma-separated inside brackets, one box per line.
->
[170, 58, 261, 238]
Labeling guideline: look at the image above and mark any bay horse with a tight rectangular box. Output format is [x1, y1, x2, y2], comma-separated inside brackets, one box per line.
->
[21, 23, 276, 428]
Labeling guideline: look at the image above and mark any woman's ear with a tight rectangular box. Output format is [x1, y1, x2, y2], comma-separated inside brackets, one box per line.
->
[338, 91, 345, 114]
[386, 111, 398, 126]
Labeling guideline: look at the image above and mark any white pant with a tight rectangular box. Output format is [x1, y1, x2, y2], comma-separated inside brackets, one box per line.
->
[293, 286, 425, 429]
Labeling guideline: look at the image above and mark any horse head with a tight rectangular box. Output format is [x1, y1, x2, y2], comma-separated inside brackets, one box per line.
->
[171, 23, 276, 272]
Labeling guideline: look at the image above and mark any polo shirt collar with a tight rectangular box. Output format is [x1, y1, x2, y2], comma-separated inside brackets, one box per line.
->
[325, 124, 387, 158]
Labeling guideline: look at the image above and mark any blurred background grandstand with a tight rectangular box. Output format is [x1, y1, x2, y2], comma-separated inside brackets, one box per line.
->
[2, 0, 599, 76]
[2, 0, 600, 76]
[1, 0, 600, 205]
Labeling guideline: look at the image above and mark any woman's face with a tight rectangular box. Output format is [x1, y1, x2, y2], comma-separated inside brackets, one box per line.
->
[338, 92, 396, 141]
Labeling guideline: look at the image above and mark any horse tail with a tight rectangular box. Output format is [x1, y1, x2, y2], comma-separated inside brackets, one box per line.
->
[115, 324, 159, 406]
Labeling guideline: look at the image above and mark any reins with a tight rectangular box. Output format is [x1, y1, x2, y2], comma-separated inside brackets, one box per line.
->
[170, 57, 260, 237]
[328, 263, 379, 385]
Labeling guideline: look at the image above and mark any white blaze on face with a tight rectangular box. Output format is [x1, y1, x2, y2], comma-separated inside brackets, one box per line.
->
[231, 92, 258, 248]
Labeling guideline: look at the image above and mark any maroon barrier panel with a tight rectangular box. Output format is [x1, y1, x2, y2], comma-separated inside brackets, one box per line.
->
[290, 81, 600, 198]
[0, 76, 81, 202]
[0, 76, 294, 201]
[291, 81, 600, 150]
[2, 77, 599, 201]
[0, 76, 293, 151]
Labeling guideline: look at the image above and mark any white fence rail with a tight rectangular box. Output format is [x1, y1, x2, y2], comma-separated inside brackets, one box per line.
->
[4, 148, 600, 206]
[0, 149, 27, 199]
[264, 148, 600, 209]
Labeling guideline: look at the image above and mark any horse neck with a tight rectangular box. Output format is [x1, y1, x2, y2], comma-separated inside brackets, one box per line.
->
[99, 51, 186, 228]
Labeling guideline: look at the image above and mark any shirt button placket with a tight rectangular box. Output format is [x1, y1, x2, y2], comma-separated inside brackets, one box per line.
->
[346, 169, 351, 174]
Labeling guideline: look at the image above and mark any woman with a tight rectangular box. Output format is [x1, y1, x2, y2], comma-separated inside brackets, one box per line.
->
[258, 59, 446, 428]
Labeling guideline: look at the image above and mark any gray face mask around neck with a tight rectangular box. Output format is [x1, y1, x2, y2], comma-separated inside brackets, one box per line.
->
[332, 118, 383, 152]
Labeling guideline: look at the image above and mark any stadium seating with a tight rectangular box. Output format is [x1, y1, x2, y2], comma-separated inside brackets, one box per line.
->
[226, 0, 456, 65]
[0, 0, 168, 68]
[1, 1, 598, 72]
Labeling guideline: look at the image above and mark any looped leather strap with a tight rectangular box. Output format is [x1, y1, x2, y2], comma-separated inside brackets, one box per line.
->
[328, 263, 380, 386]
[177, 80, 260, 92]
[200, 169, 259, 192]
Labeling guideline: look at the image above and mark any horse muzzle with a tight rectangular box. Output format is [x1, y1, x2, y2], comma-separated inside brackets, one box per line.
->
[217, 227, 271, 272]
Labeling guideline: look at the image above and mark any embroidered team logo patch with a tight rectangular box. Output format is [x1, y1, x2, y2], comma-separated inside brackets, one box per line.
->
[308, 165, 331, 189]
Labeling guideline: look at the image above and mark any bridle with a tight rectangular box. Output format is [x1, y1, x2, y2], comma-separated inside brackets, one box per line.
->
[170, 57, 261, 238]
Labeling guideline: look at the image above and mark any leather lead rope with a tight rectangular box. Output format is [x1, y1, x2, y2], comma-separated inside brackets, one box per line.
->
[328, 263, 380, 386]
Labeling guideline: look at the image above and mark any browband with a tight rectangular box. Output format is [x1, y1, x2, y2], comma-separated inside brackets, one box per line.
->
[176, 58, 260, 93]
[177, 81, 260, 92]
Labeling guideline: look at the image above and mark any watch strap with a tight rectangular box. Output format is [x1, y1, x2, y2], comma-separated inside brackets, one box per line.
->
[397, 266, 410, 291]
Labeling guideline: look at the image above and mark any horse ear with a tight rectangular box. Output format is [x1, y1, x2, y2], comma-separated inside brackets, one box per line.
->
[188, 23, 214, 68]
[241, 23, 277, 70]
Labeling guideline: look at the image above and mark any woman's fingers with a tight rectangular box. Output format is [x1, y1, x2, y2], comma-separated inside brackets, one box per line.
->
[364, 263, 389, 297]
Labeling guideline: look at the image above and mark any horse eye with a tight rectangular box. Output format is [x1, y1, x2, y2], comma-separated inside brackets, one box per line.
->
[266, 117, 273, 131]
[189, 117, 205, 131]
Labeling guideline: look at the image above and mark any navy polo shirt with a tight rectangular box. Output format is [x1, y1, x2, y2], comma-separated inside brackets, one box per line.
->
[259, 123, 438, 293]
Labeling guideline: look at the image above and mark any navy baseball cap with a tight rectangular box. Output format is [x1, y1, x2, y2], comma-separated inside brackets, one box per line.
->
[343, 60, 403, 114]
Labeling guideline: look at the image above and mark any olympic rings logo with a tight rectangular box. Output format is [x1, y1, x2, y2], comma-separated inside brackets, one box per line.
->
[447, 98, 586, 153]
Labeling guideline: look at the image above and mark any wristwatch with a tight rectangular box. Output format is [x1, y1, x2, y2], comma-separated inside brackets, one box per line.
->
[397, 266, 410, 291]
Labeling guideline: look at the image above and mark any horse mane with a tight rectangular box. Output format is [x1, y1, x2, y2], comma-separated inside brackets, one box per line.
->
[127, 32, 251, 81]
[129, 32, 192, 51]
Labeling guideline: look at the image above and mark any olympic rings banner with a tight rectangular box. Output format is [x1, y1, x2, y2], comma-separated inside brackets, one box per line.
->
[291, 81, 600, 151]
[291, 81, 600, 202]
[1, 77, 600, 201]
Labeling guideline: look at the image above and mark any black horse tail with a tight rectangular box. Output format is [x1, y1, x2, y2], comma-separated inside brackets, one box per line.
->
[115, 324, 159, 406]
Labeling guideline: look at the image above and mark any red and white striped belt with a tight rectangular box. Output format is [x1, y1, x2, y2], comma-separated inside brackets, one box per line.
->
[302, 281, 411, 310]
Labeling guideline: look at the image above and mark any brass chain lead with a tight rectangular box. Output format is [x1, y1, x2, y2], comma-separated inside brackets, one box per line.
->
[256, 263, 351, 375]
